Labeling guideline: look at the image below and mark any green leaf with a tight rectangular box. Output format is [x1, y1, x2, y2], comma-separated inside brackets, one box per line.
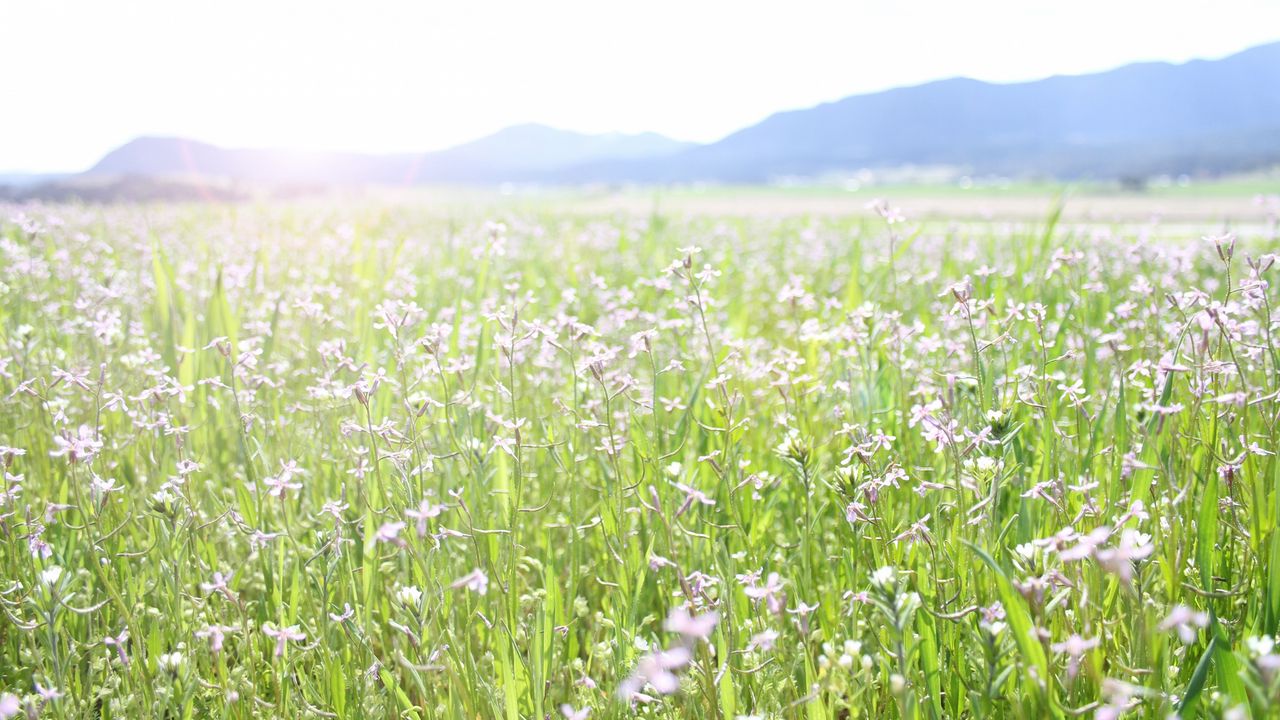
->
[1197, 470, 1218, 589]
[1177, 636, 1215, 717]
[966, 542, 1060, 717]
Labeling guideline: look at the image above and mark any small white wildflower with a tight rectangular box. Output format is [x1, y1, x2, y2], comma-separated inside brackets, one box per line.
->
[1247, 635, 1275, 658]
[396, 585, 423, 607]
[871, 566, 896, 588]
[39, 566, 62, 587]
[158, 652, 185, 671]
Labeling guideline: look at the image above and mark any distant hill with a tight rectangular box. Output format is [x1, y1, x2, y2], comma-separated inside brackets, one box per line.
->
[0, 173, 70, 186]
[84, 125, 693, 185]
[410, 123, 693, 181]
[39, 40, 1280, 195]
[562, 41, 1280, 182]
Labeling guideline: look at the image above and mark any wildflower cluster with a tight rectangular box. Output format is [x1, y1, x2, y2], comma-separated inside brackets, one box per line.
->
[0, 202, 1277, 718]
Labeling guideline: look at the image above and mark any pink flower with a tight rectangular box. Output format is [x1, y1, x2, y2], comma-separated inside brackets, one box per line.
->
[263, 460, 304, 499]
[200, 571, 238, 602]
[1051, 634, 1098, 679]
[788, 601, 819, 635]
[1095, 529, 1154, 582]
[196, 625, 237, 654]
[743, 572, 786, 615]
[104, 629, 129, 666]
[49, 425, 102, 464]
[664, 606, 719, 640]
[649, 554, 675, 571]
[375, 521, 407, 546]
[406, 499, 447, 537]
[747, 628, 779, 652]
[451, 568, 489, 595]
[617, 647, 691, 700]
[0, 694, 20, 720]
[1058, 527, 1111, 562]
[262, 623, 306, 657]
[1159, 606, 1209, 644]
[673, 481, 715, 517]
[845, 500, 872, 523]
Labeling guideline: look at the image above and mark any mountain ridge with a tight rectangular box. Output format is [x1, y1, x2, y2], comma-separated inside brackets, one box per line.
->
[59, 40, 1280, 187]
[554, 41, 1280, 182]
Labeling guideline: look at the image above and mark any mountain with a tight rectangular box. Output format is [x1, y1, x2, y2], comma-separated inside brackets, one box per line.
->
[85, 125, 693, 184]
[565, 42, 1280, 182]
[0, 173, 70, 186]
[86, 137, 416, 184]
[64, 40, 1280, 191]
[409, 123, 693, 181]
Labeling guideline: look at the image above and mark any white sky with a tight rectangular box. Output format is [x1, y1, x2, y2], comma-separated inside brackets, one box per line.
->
[5, 0, 1280, 172]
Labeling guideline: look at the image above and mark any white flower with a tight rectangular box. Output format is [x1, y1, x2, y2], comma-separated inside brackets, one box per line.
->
[1247, 635, 1276, 658]
[871, 566, 896, 588]
[39, 566, 62, 587]
[158, 651, 185, 671]
[396, 585, 423, 607]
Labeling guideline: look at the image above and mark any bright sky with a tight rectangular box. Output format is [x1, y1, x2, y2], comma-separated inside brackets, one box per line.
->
[5, 1, 1280, 172]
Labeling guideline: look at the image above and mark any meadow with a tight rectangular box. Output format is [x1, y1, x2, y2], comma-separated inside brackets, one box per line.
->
[1, 195, 1279, 719]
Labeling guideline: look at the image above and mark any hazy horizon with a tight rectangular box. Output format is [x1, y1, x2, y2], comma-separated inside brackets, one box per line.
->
[5, 0, 1280, 173]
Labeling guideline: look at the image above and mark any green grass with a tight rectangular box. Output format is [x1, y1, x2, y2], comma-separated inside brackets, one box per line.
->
[1, 200, 1279, 718]
[584, 170, 1280, 199]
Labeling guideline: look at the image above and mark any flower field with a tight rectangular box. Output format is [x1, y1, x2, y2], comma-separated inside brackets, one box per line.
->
[1, 200, 1279, 719]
